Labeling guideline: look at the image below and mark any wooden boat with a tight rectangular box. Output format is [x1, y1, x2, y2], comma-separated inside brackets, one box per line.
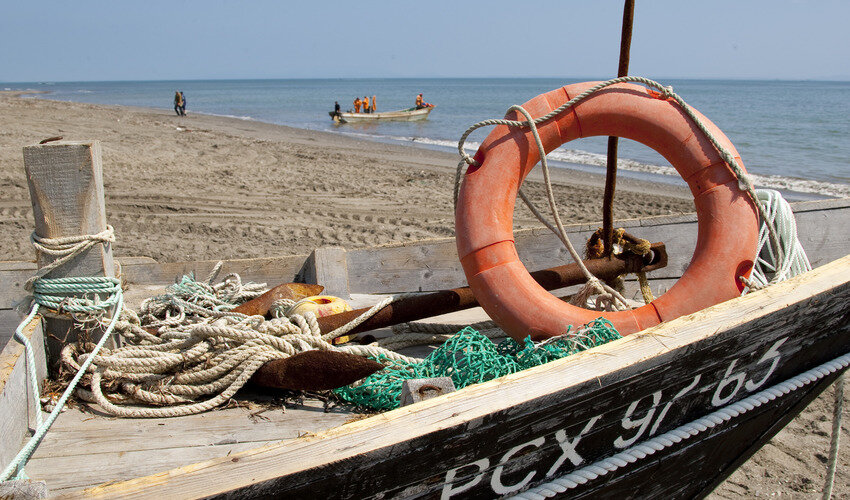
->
[2, 164, 849, 498]
[330, 105, 435, 124]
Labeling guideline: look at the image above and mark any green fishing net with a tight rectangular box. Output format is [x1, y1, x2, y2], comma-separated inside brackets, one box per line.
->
[335, 318, 622, 411]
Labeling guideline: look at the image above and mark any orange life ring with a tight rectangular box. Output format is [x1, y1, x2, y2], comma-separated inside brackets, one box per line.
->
[455, 82, 758, 339]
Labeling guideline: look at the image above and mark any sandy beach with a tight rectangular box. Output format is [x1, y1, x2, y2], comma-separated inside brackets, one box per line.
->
[0, 92, 697, 263]
[0, 93, 846, 497]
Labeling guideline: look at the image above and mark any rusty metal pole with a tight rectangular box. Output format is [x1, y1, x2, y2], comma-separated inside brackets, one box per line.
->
[316, 242, 665, 337]
[602, 0, 635, 256]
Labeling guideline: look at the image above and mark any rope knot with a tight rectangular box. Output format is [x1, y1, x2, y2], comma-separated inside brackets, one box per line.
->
[737, 173, 754, 193]
[461, 153, 479, 167]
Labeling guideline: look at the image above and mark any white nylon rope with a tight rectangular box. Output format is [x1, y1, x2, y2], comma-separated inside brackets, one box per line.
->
[744, 189, 812, 291]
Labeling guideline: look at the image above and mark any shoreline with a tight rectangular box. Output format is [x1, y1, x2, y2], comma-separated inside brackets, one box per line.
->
[0, 94, 695, 263]
[9, 86, 847, 201]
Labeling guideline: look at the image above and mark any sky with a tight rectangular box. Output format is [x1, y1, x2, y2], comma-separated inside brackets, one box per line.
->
[2, 0, 849, 82]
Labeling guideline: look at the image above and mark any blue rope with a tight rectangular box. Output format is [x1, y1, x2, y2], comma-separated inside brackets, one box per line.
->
[1, 276, 123, 482]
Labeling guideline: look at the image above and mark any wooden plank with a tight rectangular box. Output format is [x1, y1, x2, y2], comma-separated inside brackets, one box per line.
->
[33, 442, 264, 494]
[23, 396, 357, 493]
[346, 237, 461, 292]
[0, 262, 38, 271]
[0, 269, 37, 312]
[1, 309, 25, 351]
[3, 198, 845, 305]
[345, 198, 849, 293]
[71, 255, 850, 499]
[0, 255, 310, 310]
[26, 398, 353, 458]
[0, 316, 46, 471]
[117, 255, 310, 288]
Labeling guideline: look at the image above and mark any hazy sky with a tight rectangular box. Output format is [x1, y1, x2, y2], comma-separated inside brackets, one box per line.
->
[3, 0, 848, 82]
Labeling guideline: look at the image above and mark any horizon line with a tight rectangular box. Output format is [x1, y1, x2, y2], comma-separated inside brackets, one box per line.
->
[3, 75, 850, 85]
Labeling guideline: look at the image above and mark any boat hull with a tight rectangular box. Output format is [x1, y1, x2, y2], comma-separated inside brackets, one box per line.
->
[331, 106, 434, 123]
[77, 255, 850, 499]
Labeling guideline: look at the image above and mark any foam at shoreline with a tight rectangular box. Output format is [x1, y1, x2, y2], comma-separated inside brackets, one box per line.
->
[334, 131, 849, 199]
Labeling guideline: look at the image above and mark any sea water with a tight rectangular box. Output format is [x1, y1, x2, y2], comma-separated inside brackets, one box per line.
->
[5, 78, 849, 198]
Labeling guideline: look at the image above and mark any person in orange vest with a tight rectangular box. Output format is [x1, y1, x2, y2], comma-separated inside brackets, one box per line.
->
[415, 93, 423, 109]
[354, 97, 362, 113]
[363, 96, 370, 114]
[371, 95, 377, 113]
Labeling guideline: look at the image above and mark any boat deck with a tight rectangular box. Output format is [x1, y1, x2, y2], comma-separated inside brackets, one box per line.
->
[24, 396, 352, 493]
[18, 294, 494, 495]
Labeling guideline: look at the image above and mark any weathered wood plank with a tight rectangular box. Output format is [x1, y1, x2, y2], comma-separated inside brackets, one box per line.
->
[117, 255, 310, 288]
[34, 442, 264, 494]
[0, 316, 46, 471]
[1, 309, 25, 351]
[23, 396, 357, 493]
[70, 256, 850, 499]
[346, 198, 850, 293]
[0, 255, 310, 310]
[3, 199, 846, 306]
[0, 268, 35, 312]
[26, 398, 352, 459]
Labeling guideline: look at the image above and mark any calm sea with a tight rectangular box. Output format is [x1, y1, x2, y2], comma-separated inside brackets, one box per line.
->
[5, 78, 849, 198]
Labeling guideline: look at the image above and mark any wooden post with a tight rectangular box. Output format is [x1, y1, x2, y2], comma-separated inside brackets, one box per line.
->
[306, 246, 350, 299]
[23, 140, 116, 372]
[602, 0, 636, 255]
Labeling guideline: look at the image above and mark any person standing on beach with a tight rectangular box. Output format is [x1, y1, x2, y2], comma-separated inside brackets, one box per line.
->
[180, 91, 187, 116]
[174, 91, 184, 116]
[371, 95, 377, 113]
[354, 97, 362, 113]
[363, 96, 370, 114]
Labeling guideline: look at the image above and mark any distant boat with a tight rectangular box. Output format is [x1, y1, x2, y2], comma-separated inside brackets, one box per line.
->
[329, 105, 435, 124]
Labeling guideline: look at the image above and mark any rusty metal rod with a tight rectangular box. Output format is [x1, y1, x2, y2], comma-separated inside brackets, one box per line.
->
[231, 282, 324, 316]
[602, 0, 636, 256]
[256, 240, 664, 390]
[317, 242, 666, 337]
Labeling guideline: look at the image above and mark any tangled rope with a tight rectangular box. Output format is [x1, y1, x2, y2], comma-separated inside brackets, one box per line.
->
[60, 280, 427, 419]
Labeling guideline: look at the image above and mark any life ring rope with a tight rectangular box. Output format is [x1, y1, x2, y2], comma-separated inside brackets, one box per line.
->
[453, 76, 783, 308]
